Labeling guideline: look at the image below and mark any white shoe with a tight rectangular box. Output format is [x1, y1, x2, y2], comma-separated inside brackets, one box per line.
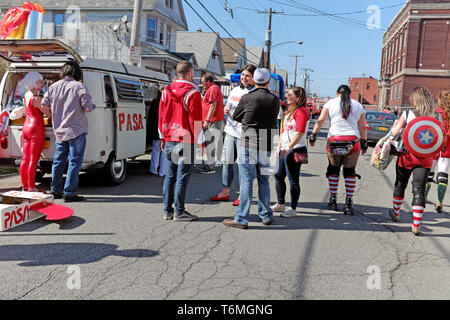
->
[280, 208, 298, 218]
[270, 203, 285, 212]
[214, 160, 222, 167]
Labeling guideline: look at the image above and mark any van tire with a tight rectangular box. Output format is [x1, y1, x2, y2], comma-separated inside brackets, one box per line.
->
[104, 155, 127, 185]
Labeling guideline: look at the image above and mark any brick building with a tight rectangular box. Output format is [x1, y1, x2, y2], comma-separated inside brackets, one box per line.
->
[348, 76, 379, 107]
[378, 0, 450, 110]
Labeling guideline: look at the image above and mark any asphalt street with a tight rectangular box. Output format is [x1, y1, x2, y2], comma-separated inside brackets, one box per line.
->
[0, 122, 449, 300]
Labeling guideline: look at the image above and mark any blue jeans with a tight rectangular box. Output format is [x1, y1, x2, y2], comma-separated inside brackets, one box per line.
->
[51, 133, 87, 196]
[163, 141, 194, 215]
[234, 146, 273, 225]
[222, 133, 240, 188]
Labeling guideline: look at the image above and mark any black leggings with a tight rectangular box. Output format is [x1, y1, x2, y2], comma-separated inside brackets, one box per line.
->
[274, 147, 305, 210]
[394, 161, 430, 207]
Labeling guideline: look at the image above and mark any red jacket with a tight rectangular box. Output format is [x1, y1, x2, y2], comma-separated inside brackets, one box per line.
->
[158, 79, 202, 144]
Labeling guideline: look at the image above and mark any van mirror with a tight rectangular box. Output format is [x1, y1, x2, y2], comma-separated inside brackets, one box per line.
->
[106, 101, 117, 109]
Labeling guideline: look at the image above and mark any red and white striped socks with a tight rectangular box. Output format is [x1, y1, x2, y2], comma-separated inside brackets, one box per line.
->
[345, 176, 356, 199]
[392, 196, 404, 217]
[328, 174, 339, 195]
[412, 205, 424, 229]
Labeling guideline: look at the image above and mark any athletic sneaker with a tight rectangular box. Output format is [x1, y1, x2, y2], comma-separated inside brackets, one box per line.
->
[388, 208, 400, 222]
[436, 202, 443, 213]
[173, 211, 199, 222]
[280, 208, 298, 218]
[270, 203, 285, 212]
[199, 164, 215, 174]
[164, 212, 174, 220]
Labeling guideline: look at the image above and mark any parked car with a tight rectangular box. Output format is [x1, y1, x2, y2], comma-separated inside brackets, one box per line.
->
[365, 111, 397, 144]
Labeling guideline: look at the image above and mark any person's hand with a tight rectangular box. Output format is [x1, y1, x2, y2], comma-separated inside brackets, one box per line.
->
[309, 133, 317, 147]
[274, 148, 280, 158]
[202, 121, 210, 130]
[161, 139, 165, 151]
[360, 139, 368, 155]
[281, 149, 289, 159]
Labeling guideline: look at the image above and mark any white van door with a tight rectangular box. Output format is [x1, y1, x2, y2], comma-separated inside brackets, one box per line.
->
[113, 76, 146, 160]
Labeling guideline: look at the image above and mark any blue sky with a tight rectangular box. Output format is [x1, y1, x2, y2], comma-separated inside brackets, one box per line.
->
[183, 0, 408, 97]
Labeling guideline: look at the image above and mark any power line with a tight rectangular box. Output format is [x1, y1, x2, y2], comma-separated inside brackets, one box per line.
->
[194, 0, 262, 61]
[270, 0, 387, 32]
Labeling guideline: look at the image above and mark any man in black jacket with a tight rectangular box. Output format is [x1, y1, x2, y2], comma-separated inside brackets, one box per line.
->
[223, 68, 280, 229]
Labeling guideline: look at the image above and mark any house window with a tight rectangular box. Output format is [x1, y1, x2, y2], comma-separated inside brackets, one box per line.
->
[374, 94, 377, 102]
[170, 0, 173, 8]
[54, 12, 64, 38]
[166, 25, 172, 50]
[147, 18, 156, 43]
[355, 82, 359, 89]
[398, 81, 402, 100]
[159, 22, 164, 45]
[367, 83, 370, 90]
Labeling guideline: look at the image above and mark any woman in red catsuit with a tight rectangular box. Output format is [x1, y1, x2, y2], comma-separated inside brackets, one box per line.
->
[19, 72, 51, 191]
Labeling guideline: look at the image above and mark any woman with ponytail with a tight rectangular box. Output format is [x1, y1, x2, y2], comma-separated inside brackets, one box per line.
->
[272, 87, 310, 217]
[309, 84, 368, 215]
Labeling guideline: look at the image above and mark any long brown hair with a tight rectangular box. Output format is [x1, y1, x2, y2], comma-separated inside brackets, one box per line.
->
[409, 86, 435, 117]
[438, 89, 450, 130]
[285, 87, 307, 121]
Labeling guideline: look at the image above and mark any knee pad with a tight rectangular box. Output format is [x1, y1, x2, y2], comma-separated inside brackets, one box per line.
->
[437, 172, 448, 185]
[343, 167, 356, 178]
[412, 185, 426, 207]
[326, 164, 340, 178]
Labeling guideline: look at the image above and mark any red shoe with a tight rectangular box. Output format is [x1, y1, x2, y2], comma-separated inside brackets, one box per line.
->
[209, 194, 230, 201]
[232, 198, 240, 206]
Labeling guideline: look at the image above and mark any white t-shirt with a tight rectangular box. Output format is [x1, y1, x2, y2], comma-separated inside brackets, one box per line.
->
[224, 86, 250, 138]
[324, 96, 366, 138]
[281, 108, 310, 150]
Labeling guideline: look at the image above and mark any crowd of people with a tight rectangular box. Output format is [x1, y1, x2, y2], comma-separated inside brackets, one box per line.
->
[17, 59, 450, 236]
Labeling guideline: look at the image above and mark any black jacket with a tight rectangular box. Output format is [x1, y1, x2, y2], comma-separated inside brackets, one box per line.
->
[232, 87, 280, 152]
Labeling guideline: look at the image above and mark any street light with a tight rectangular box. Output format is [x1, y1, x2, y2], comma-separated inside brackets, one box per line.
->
[266, 40, 303, 70]
[271, 40, 303, 49]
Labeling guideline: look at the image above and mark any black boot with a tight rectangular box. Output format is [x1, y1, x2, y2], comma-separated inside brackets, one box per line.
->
[343, 197, 353, 215]
[328, 194, 338, 211]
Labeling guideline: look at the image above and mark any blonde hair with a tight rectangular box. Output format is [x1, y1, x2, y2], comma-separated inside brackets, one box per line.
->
[22, 71, 43, 90]
[438, 89, 450, 130]
[409, 87, 435, 117]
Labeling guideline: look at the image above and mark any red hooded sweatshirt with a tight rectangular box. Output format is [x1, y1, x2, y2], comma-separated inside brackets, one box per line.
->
[158, 79, 203, 144]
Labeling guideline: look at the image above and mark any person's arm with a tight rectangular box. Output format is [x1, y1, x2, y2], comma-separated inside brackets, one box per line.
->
[203, 101, 217, 130]
[77, 84, 96, 113]
[188, 90, 203, 144]
[41, 90, 52, 116]
[32, 95, 51, 117]
[390, 112, 406, 138]
[357, 112, 368, 154]
[309, 107, 329, 146]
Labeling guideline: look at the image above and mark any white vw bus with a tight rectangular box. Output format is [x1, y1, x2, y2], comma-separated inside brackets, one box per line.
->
[0, 39, 169, 185]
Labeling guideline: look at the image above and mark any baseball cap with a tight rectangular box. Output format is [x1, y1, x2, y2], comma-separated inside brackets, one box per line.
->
[253, 68, 270, 84]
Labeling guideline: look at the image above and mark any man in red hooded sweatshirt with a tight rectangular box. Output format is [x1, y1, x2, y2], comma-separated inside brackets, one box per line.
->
[159, 61, 203, 221]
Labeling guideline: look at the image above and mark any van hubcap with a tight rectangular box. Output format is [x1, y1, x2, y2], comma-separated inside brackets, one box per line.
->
[112, 159, 124, 179]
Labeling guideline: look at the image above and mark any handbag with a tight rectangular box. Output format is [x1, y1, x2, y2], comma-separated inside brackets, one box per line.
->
[285, 117, 308, 164]
[293, 151, 308, 164]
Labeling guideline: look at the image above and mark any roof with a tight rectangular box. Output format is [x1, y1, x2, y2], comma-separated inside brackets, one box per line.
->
[176, 31, 224, 75]
[246, 46, 264, 67]
[220, 38, 245, 64]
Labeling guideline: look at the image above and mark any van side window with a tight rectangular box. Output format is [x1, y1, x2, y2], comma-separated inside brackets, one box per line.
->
[114, 77, 144, 102]
[104, 75, 114, 107]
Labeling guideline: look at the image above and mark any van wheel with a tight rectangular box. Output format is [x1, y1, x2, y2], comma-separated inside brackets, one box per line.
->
[104, 155, 127, 185]
[35, 170, 45, 182]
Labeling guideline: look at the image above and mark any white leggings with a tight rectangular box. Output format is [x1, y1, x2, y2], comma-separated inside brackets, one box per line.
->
[431, 157, 450, 174]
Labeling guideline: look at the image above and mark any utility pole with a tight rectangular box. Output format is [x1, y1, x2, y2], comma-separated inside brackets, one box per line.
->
[130, 0, 143, 66]
[258, 8, 284, 70]
[361, 73, 366, 104]
[289, 54, 303, 87]
[301, 68, 314, 98]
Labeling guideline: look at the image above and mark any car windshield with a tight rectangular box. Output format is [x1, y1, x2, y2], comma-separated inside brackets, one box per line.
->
[366, 112, 396, 123]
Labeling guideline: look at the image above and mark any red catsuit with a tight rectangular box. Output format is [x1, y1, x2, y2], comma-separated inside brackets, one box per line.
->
[19, 94, 45, 190]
